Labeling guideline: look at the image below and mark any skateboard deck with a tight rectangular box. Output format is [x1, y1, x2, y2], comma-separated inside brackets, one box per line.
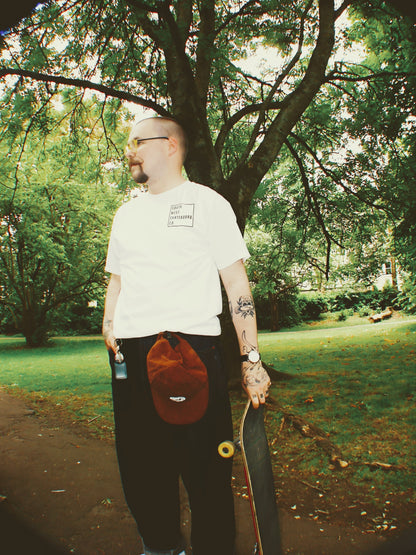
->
[240, 401, 281, 555]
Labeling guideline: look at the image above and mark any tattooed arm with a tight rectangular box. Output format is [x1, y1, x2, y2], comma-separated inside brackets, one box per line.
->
[102, 273, 121, 354]
[220, 259, 271, 408]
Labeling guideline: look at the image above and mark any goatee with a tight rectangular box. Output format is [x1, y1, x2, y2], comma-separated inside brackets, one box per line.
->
[131, 166, 149, 184]
[134, 172, 149, 184]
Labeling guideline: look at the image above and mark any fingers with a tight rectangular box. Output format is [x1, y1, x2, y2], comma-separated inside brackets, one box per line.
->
[104, 334, 118, 354]
[251, 392, 260, 409]
[249, 389, 268, 409]
[242, 363, 271, 409]
[244, 380, 271, 409]
[111, 339, 119, 355]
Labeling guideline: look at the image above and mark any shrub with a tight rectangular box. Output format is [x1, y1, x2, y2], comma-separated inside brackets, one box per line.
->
[357, 306, 372, 317]
[252, 290, 301, 331]
[253, 285, 401, 331]
[49, 295, 104, 336]
[397, 276, 416, 314]
[297, 293, 329, 321]
[336, 309, 354, 321]
[328, 287, 399, 313]
[278, 295, 302, 329]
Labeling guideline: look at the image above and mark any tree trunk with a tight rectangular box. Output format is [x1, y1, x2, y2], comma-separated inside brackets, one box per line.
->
[391, 257, 398, 289]
[269, 292, 279, 332]
[22, 309, 48, 347]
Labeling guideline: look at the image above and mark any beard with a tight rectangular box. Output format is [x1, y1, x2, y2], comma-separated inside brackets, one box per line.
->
[130, 163, 149, 184]
[134, 171, 149, 184]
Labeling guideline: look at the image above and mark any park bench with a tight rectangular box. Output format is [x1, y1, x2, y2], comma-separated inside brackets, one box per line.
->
[368, 306, 393, 323]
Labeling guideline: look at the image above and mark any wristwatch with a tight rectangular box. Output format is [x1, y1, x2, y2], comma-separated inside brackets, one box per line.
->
[240, 349, 261, 363]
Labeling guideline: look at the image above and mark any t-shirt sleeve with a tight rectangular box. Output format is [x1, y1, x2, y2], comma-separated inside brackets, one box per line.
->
[208, 195, 250, 270]
[105, 211, 121, 275]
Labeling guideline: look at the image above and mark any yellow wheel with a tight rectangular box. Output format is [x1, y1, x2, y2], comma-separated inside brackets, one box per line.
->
[218, 440, 235, 458]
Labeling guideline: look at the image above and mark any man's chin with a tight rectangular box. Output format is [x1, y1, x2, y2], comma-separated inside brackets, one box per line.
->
[130, 166, 148, 184]
[134, 174, 149, 184]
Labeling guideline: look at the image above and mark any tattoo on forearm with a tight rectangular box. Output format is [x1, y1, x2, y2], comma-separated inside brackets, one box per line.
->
[103, 318, 113, 337]
[241, 330, 257, 354]
[234, 295, 255, 319]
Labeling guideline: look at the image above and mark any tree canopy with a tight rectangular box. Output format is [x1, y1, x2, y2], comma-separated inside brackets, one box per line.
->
[0, 95, 125, 344]
[1, 0, 411, 219]
[1, 0, 415, 343]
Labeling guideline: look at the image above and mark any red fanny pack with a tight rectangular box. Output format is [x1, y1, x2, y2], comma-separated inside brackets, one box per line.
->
[146, 332, 209, 425]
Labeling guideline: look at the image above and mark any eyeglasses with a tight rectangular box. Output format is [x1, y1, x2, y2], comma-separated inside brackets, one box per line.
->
[125, 136, 169, 154]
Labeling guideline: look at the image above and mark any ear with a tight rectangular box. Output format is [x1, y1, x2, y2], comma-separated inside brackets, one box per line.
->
[167, 136, 179, 158]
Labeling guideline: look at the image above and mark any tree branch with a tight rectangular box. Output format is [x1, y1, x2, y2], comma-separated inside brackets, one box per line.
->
[288, 131, 391, 213]
[334, 0, 353, 19]
[121, 0, 167, 48]
[215, 100, 285, 155]
[326, 66, 416, 84]
[214, 0, 263, 36]
[227, 0, 313, 168]
[193, 0, 216, 101]
[0, 68, 171, 116]
[224, 0, 336, 228]
[285, 138, 342, 279]
[175, 0, 193, 43]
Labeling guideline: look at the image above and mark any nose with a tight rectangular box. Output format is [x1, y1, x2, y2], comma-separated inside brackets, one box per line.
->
[125, 145, 137, 159]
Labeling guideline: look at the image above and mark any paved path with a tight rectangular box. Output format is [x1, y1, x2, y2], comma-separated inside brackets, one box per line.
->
[0, 389, 388, 554]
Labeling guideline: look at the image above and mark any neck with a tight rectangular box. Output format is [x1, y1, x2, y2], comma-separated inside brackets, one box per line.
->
[147, 173, 185, 195]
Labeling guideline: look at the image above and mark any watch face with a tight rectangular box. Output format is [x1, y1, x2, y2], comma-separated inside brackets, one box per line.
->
[248, 350, 260, 363]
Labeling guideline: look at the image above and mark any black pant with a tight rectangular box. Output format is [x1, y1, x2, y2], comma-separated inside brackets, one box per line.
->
[109, 333, 236, 554]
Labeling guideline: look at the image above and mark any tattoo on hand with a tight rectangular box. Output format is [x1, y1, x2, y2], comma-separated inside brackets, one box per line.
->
[242, 362, 267, 387]
[234, 296, 255, 319]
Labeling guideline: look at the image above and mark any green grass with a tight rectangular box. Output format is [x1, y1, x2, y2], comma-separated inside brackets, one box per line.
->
[272, 311, 416, 333]
[258, 317, 416, 498]
[1, 317, 415, 500]
[0, 336, 114, 434]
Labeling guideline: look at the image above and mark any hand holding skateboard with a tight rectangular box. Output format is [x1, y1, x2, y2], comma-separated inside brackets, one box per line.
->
[242, 360, 271, 409]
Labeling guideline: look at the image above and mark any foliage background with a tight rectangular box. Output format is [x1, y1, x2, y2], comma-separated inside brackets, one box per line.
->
[0, 0, 415, 344]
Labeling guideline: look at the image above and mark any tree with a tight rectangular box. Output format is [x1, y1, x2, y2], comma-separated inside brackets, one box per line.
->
[1, 0, 415, 351]
[245, 167, 323, 330]
[344, 2, 416, 305]
[2, 1, 415, 34]
[244, 144, 391, 328]
[0, 95, 124, 345]
[0, 1, 365, 223]
[1, 0, 413, 240]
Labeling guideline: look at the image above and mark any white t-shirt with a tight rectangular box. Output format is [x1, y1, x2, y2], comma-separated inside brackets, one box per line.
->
[105, 180, 250, 338]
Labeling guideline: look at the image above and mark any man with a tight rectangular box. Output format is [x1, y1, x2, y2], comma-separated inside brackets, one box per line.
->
[103, 116, 270, 555]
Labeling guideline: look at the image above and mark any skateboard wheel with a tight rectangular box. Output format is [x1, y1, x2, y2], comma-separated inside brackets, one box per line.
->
[218, 440, 235, 458]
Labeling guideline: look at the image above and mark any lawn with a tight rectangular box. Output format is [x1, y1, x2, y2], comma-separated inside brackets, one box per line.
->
[255, 316, 416, 517]
[0, 336, 114, 435]
[1, 316, 415, 511]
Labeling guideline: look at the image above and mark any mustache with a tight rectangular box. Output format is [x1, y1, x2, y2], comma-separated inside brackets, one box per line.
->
[129, 159, 143, 168]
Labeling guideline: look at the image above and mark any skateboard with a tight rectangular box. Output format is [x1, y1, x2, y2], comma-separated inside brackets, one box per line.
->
[219, 401, 282, 555]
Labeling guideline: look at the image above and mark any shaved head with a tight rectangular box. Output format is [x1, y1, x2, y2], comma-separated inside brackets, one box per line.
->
[135, 116, 188, 164]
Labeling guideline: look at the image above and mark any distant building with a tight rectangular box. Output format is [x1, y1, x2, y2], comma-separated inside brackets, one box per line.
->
[373, 258, 402, 291]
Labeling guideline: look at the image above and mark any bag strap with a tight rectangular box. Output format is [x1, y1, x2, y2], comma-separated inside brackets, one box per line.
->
[160, 331, 180, 349]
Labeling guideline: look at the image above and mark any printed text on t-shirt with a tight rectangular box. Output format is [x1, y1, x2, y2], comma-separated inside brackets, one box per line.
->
[168, 204, 195, 227]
